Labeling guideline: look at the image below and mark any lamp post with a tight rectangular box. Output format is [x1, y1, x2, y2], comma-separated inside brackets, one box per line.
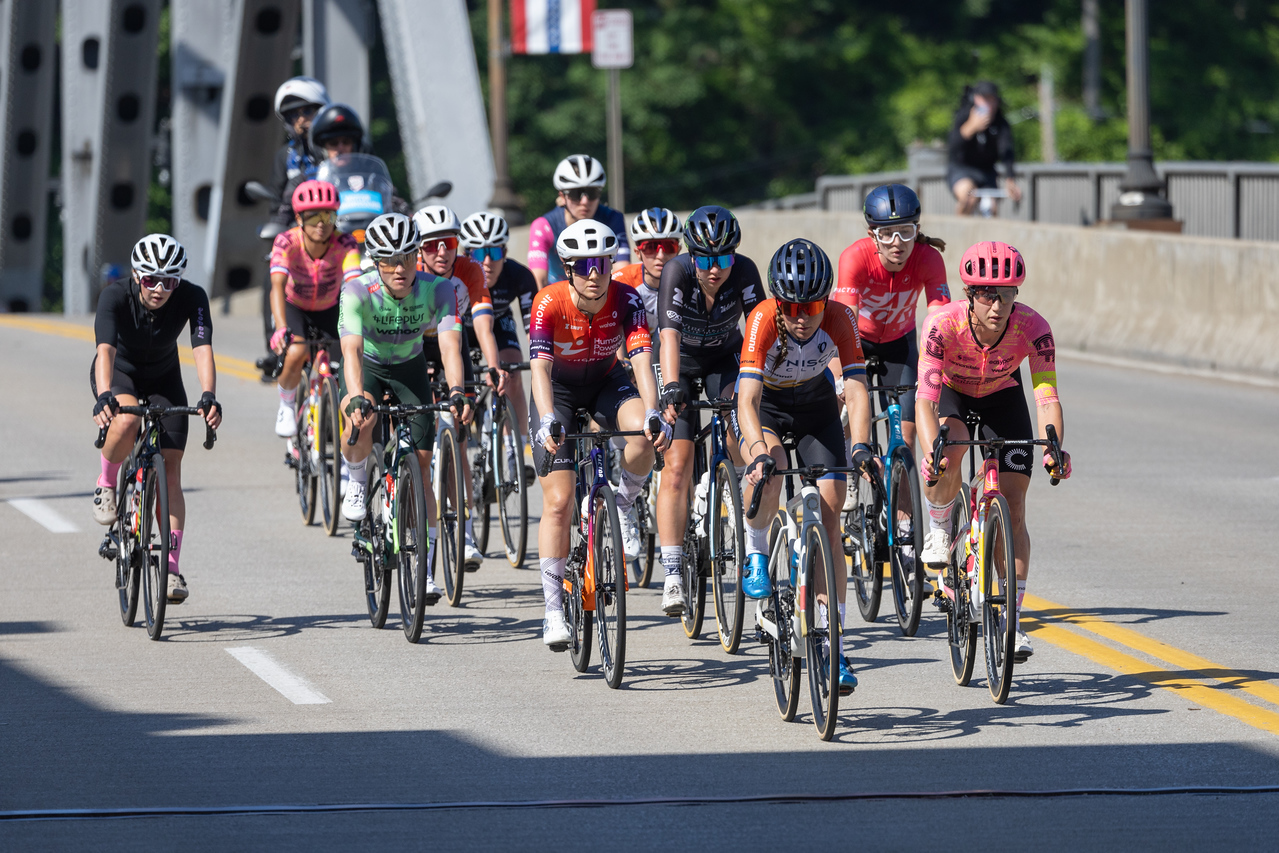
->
[486, 0, 524, 223]
[1111, 0, 1173, 220]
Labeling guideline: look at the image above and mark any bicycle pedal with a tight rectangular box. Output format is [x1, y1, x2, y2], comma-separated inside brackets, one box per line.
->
[424, 592, 441, 606]
[549, 642, 569, 653]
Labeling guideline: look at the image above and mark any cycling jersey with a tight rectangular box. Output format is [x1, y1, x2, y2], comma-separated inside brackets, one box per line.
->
[832, 238, 949, 344]
[339, 270, 460, 366]
[527, 205, 631, 283]
[529, 280, 650, 386]
[917, 300, 1059, 405]
[739, 299, 865, 391]
[419, 254, 492, 335]
[657, 254, 763, 356]
[269, 227, 362, 311]
[611, 262, 657, 331]
[94, 279, 213, 380]
[485, 257, 537, 329]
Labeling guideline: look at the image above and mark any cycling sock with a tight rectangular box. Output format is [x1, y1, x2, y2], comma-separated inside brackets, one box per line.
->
[278, 385, 296, 405]
[1016, 579, 1027, 617]
[926, 496, 955, 531]
[427, 527, 438, 579]
[661, 545, 682, 578]
[541, 556, 566, 613]
[464, 517, 475, 541]
[98, 456, 122, 489]
[745, 523, 768, 557]
[168, 530, 183, 576]
[347, 456, 368, 486]
[615, 467, 646, 512]
[837, 602, 847, 658]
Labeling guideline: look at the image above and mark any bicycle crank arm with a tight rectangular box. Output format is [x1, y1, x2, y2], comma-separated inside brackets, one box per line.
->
[754, 605, 781, 641]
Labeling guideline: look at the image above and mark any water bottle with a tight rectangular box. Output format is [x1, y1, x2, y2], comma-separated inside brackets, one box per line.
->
[382, 472, 395, 525]
[692, 470, 710, 530]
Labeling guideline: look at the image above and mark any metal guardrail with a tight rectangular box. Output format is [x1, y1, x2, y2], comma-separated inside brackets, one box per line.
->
[747, 162, 1279, 242]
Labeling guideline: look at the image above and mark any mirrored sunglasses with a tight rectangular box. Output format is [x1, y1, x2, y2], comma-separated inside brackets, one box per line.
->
[692, 253, 735, 271]
[637, 239, 680, 256]
[562, 188, 602, 203]
[778, 299, 825, 318]
[968, 286, 1018, 305]
[301, 210, 336, 226]
[139, 274, 180, 292]
[468, 246, 506, 262]
[376, 252, 418, 270]
[568, 257, 612, 277]
[421, 236, 459, 253]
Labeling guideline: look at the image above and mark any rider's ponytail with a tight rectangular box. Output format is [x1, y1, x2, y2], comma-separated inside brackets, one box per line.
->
[770, 301, 790, 373]
[918, 232, 946, 252]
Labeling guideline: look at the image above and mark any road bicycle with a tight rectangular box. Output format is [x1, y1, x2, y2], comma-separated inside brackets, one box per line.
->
[926, 419, 1063, 704]
[96, 405, 216, 641]
[629, 469, 659, 588]
[468, 357, 531, 568]
[538, 411, 664, 689]
[748, 449, 861, 741]
[283, 336, 343, 536]
[843, 357, 925, 636]
[421, 361, 470, 607]
[674, 378, 747, 654]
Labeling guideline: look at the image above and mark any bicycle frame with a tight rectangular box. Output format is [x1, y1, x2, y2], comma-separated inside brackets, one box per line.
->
[351, 407, 424, 559]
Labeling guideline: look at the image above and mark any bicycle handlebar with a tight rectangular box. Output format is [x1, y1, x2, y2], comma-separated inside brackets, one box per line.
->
[925, 424, 950, 487]
[94, 405, 217, 451]
[345, 401, 457, 446]
[925, 423, 1064, 486]
[745, 459, 867, 520]
[535, 416, 667, 478]
[1045, 423, 1063, 486]
[500, 360, 531, 371]
[684, 397, 735, 412]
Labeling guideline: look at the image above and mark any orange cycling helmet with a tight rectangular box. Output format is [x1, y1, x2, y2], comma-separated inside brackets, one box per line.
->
[959, 241, 1025, 287]
[292, 179, 340, 213]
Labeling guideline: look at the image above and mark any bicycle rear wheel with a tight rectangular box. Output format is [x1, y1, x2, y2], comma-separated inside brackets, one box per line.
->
[982, 494, 1017, 704]
[319, 377, 342, 536]
[296, 381, 318, 525]
[362, 449, 392, 628]
[680, 524, 707, 639]
[948, 484, 977, 686]
[711, 459, 746, 654]
[593, 486, 627, 688]
[435, 424, 466, 607]
[847, 472, 883, 623]
[803, 523, 841, 741]
[116, 472, 141, 626]
[888, 448, 925, 636]
[630, 474, 655, 588]
[494, 405, 528, 567]
[140, 458, 170, 641]
[768, 528, 801, 721]
[471, 442, 491, 557]
[568, 540, 593, 674]
[397, 454, 430, 643]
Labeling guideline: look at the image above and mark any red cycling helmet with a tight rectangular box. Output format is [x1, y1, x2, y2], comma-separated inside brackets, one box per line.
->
[959, 241, 1026, 287]
[292, 179, 340, 213]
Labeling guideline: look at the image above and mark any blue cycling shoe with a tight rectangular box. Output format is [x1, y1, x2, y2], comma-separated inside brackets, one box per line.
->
[838, 655, 858, 695]
[742, 553, 773, 600]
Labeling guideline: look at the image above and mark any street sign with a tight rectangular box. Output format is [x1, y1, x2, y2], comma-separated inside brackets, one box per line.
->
[592, 9, 632, 69]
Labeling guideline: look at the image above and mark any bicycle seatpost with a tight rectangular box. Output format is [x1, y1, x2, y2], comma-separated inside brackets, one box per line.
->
[1045, 423, 1063, 486]
[926, 424, 950, 487]
[745, 456, 777, 520]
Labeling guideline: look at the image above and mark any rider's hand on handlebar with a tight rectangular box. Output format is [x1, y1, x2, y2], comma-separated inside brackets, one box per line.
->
[534, 414, 560, 454]
[1044, 449, 1071, 480]
[448, 387, 473, 426]
[197, 392, 223, 429]
[660, 382, 685, 425]
[644, 408, 672, 452]
[93, 392, 118, 428]
[921, 453, 948, 484]
[269, 327, 291, 355]
[851, 442, 875, 475]
[345, 395, 373, 430]
[744, 453, 774, 487]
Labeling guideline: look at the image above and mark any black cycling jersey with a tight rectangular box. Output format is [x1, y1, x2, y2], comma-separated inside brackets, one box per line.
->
[94, 279, 213, 380]
[656, 253, 763, 356]
[485, 258, 536, 332]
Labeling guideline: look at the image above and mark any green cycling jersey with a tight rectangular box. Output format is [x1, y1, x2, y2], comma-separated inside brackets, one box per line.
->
[338, 269, 461, 365]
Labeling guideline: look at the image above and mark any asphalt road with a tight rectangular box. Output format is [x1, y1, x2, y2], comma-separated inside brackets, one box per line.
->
[2, 312, 1277, 850]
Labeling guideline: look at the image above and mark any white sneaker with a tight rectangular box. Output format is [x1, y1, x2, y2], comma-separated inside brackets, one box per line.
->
[342, 480, 367, 521]
[543, 611, 571, 648]
[921, 529, 951, 567]
[1015, 629, 1034, 661]
[464, 538, 483, 571]
[275, 400, 296, 437]
[92, 486, 116, 526]
[620, 503, 641, 560]
[662, 575, 685, 617]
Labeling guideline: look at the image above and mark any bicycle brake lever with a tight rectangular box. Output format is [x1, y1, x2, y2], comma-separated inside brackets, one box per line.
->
[95, 426, 108, 449]
[203, 424, 217, 450]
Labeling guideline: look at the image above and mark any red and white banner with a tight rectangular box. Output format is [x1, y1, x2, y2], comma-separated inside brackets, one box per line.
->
[510, 0, 596, 55]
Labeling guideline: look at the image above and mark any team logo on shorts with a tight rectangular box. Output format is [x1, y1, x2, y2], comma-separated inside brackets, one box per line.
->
[1003, 447, 1028, 472]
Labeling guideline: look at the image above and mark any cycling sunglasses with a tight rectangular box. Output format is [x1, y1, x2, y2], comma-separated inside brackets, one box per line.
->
[872, 223, 918, 244]
[692, 252, 736, 271]
[568, 257, 612, 277]
[283, 104, 321, 123]
[300, 210, 336, 226]
[637, 239, 680, 256]
[376, 251, 418, 270]
[138, 274, 180, 292]
[968, 285, 1018, 305]
[468, 246, 507, 262]
[561, 187, 602, 203]
[778, 298, 826, 318]
[420, 236, 459, 253]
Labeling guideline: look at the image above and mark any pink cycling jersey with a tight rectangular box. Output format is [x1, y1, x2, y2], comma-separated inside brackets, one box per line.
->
[270, 228, 363, 311]
[917, 300, 1059, 405]
[831, 238, 949, 344]
[527, 216, 555, 272]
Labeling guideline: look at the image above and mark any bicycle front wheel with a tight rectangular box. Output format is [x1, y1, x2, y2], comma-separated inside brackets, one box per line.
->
[319, 377, 342, 536]
[116, 472, 141, 626]
[768, 528, 801, 721]
[846, 472, 883, 623]
[981, 494, 1017, 704]
[471, 442, 491, 557]
[362, 449, 392, 628]
[593, 486, 627, 688]
[802, 523, 841, 741]
[140, 457, 171, 641]
[435, 424, 466, 607]
[948, 484, 977, 686]
[630, 473, 655, 588]
[494, 405, 528, 567]
[888, 448, 925, 636]
[397, 454, 431, 643]
[711, 459, 746, 654]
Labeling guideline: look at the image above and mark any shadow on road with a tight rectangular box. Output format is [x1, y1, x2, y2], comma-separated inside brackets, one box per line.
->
[161, 613, 369, 642]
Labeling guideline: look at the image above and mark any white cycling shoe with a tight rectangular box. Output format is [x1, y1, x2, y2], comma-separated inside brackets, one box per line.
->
[342, 481, 367, 522]
[275, 400, 296, 438]
[620, 504, 641, 560]
[1014, 629, 1034, 661]
[464, 538, 483, 572]
[92, 486, 116, 526]
[921, 529, 951, 567]
[543, 611, 571, 649]
[166, 572, 189, 604]
[424, 576, 442, 605]
[661, 575, 685, 617]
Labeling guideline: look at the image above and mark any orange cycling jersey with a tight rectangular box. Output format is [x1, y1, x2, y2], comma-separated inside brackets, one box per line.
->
[610, 262, 658, 330]
[418, 254, 493, 335]
[831, 238, 949, 344]
[529, 280, 651, 385]
[739, 299, 866, 390]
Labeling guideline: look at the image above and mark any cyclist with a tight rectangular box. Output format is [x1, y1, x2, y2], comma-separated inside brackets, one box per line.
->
[738, 239, 872, 694]
[459, 210, 537, 480]
[414, 204, 509, 569]
[338, 213, 471, 602]
[612, 207, 683, 341]
[91, 234, 223, 604]
[916, 241, 1071, 661]
[832, 183, 949, 457]
[529, 220, 670, 648]
[269, 180, 363, 439]
[527, 154, 631, 291]
[654, 206, 763, 615]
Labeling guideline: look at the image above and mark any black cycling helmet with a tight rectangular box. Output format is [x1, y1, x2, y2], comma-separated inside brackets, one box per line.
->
[768, 238, 833, 303]
[308, 103, 366, 160]
[683, 205, 741, 255]
[864, 183, 921, 226]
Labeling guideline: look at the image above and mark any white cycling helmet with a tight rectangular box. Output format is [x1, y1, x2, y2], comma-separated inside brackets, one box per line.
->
[412, 205, 462, 241]
[459, 211, 510, 248]
[553, 154, 607, 191]
[556, 219, 618, 260]
[274, 76, 330, 123]
[130, 234, 187, 277]
[629, 207, 682, 243]
[364, 213, 420, 259]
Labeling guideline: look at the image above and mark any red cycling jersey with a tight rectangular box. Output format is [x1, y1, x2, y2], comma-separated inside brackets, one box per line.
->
[831, 237, 949, 344]
[529, 280, 651, 385]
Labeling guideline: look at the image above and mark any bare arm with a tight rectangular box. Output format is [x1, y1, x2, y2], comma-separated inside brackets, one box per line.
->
[93, 344, 118, 427]
[629, 350, 660, 413]
[470, 313, 508, 394]
[438, 328, 473, 424]
[842, 374, 871, 448]
[530, 357, 559, 453]
[270, 272, 288, 339]
[1036, 400, 1064, 444]
[736, 377, 766, 463]
[533, 269, 549, 291]
[192, 344, 221, 428]
[340, 334, 371, 429]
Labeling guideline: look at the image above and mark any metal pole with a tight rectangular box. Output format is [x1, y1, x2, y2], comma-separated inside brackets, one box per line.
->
[1111, 0, 1172, 220]
[1082, 0, 1102, 120]
[607, 67, 623, 213]
[1039, 64, 1056, 164]
[486, 0, 523, 222]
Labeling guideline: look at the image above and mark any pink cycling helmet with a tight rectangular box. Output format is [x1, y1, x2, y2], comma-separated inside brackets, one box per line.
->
[292, 179, 340, 213]
[959, 241, 1025, 287]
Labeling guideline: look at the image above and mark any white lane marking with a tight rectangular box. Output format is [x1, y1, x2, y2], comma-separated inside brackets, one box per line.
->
[225, 647, 331, 705]
[7, 499, 79, 533]
[1059, 348, 1279, 389]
